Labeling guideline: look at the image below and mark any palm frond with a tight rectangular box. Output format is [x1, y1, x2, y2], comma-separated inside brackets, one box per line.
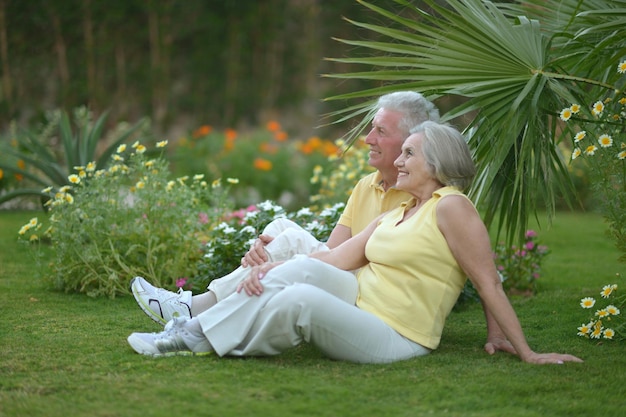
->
[322, 0, 626, 243]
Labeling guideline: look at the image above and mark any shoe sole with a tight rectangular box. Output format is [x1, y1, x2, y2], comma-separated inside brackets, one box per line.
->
[127, 334, 213, 358]
[130, 277, 168, 326]
[144, 351, 214, 358]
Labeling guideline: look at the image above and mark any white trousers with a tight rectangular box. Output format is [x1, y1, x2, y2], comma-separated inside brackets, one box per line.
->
[197, 255, 430, 363]
[207, 218, 329, 301]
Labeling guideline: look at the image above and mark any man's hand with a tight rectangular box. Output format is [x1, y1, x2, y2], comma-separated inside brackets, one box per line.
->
[241, 234, 274, 268]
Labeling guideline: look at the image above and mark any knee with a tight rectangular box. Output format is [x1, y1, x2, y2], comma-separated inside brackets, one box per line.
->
[272, 227, 312, 245]
[262, 218, 301, 236]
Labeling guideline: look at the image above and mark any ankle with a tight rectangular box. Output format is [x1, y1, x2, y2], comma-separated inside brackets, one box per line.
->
[190, 291, 218, 316]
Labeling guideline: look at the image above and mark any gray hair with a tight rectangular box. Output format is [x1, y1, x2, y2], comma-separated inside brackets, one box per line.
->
[376, 91, 440, 136]
[412, 121, 476, 190]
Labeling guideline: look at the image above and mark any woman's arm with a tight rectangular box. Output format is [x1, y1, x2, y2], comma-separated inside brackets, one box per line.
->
[437, 195, 582, 364]
[238, 214, 382, 297]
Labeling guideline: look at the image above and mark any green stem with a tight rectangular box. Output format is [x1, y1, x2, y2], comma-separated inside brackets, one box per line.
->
[533, 69, 618, 91]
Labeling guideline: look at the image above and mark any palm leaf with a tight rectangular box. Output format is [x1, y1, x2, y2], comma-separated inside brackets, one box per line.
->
[323, 0, 620, 244]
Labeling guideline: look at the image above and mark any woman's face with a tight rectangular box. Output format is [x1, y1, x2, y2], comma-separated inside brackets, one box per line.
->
[394, 132, 432, 193]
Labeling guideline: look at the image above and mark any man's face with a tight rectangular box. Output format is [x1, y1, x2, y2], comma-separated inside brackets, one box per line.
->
[364, 108, 406, 172]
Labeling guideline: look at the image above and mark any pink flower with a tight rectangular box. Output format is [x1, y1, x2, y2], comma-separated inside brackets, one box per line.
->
[176, 277, 188, 288]
[198, 212, 209, 225]
[525, 241, 535, 250]
[525, 230, 537, 238]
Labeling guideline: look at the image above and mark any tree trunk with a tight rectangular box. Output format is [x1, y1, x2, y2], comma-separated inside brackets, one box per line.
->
[147, 0, 169, 128]
[0, 0, 13, 115]
[223, 14, 242, 125]
[50, 9, 70, 94]
[115, 41, 126, 114]
[83, 0, 96, 107]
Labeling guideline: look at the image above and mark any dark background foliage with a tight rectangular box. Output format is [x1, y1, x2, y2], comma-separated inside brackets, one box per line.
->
[0, 0, 408, 138]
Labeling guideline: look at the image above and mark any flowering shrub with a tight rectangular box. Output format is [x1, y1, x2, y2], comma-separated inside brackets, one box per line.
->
[18, 141, 231, 298]
[560, 60, 626, 262]
[309, 138, 374, 208]
[172, 121, 339, 210]
[577, 278, 625, 341]
[193, 200, 344, 292]
[494, 230, 549, 295]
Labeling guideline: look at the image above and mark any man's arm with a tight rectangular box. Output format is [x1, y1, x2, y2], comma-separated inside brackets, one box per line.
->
[325, 224, 352, 249]
[241, 221, 353, 268]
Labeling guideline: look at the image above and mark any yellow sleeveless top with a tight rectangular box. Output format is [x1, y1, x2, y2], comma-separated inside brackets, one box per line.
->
[356, 186, 468, 349]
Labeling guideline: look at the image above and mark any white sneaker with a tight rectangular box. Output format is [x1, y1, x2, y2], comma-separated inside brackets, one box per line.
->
[127, 316, 213, 357]
[131, 277, 192, 325]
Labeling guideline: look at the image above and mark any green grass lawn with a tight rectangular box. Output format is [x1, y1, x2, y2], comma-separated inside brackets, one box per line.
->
[1, 210, 625, 417]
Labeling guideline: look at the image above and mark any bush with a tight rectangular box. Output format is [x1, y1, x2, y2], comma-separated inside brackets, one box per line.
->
[494, 230, 550, 295]
[309, 138, 374, 209]
[193, 200, 344, 292]
[559, 63, 626, 261]
[0, 107, 149, 208]
[171, 122, 339, 210]
[18, 141, 230, 298]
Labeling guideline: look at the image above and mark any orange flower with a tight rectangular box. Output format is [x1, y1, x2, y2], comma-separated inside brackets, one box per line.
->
[299, 143, 314, 155]
[17, 159, 26, 169]
[192, 125, 212, 139]
[274, 131, 288, 142]
[0, 168, 4, 180]
[260, 142, 278, 154]
[323, 141, 339, 157]
[253, 158, 273, 171]
[14, 173, 23, 181]
[266, 120, 281, 132]
[225, 128, 238, 142]
[307, 136, 322, 150]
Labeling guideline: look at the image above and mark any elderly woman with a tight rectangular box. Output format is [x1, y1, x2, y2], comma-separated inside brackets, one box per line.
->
[128, 121, 583, 365]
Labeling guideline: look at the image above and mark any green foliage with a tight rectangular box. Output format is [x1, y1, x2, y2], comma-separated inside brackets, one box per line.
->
[194, 200, 344, 292]
[0, 107, 149, 207]
[171, 124, 339, 210]
[17, 142, 229, 298]
[324, 0, 626, 249]
[559, 90, 626, 262]
[494, 230, 550, 296]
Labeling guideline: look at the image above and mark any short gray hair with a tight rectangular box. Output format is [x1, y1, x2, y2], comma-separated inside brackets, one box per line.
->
[376, 91, 440, 136]
[412, 121, 476, 190]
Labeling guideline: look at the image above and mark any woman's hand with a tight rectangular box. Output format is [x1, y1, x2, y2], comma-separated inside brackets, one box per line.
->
[521, 351, 584, 365]
[240, 234, 274, 268]
[484, 336, 516, 356]
[236, 261, 282, 296]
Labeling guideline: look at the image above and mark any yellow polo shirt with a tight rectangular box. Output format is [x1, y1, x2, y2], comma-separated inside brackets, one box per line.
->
[337, 172, 411, 235]
[356, 186, 468, 350]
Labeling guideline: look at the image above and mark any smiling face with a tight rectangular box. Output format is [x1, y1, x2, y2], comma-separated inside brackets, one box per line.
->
[364, 108, 407, 176]
[394, 132, 437, 195]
